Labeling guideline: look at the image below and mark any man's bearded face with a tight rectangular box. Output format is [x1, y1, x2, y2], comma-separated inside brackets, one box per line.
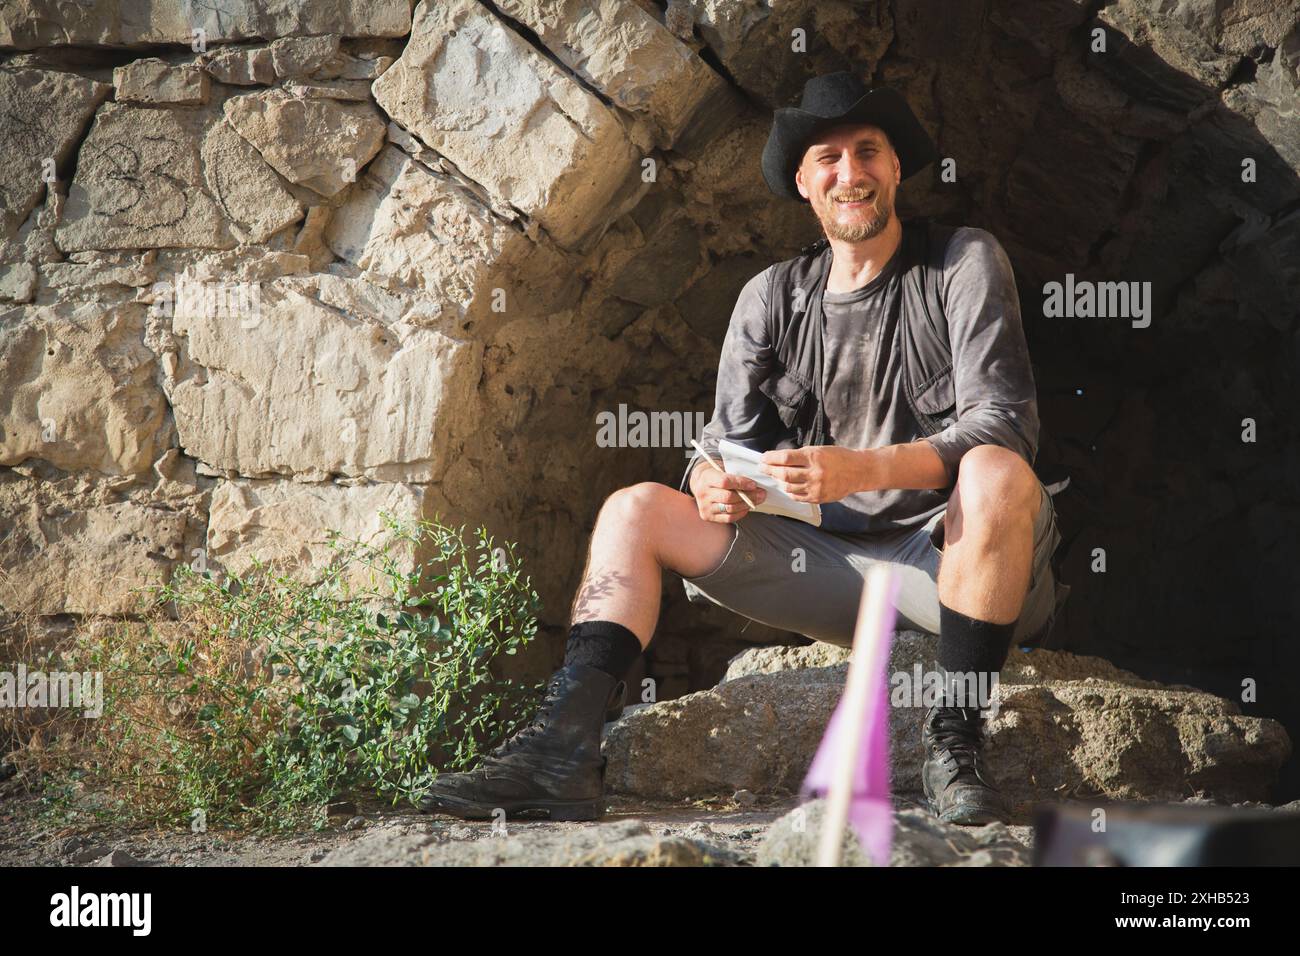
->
[796, 123, 900, 242]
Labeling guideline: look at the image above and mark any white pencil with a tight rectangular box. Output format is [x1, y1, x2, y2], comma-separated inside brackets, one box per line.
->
[690, 439, 757, 510]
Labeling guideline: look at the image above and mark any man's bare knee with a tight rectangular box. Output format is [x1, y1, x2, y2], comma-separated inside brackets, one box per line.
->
[946, 445, 1038, 544]
[596, 481, 679, 532]
[594, 481, 730, 578]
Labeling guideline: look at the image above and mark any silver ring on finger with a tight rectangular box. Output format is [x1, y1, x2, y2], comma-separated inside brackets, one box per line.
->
[715, 502, 728, 514]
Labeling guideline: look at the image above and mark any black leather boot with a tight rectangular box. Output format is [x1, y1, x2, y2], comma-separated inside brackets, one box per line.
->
[418, 663, 626, 821]
[921, 705, 1009, 826]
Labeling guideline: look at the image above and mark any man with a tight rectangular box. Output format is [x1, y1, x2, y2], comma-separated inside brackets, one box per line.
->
[420, 72, 1065, 826]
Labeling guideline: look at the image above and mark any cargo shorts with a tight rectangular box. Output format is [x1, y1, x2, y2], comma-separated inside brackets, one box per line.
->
[680, 481, 1064, 649]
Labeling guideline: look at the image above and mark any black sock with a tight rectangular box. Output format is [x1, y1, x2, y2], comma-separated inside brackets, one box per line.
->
[936, 601, 1016, 711]
[563, 620, 643, 681]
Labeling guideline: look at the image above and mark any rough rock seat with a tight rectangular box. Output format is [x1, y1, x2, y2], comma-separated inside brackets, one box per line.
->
[603, 633, 1292, 820]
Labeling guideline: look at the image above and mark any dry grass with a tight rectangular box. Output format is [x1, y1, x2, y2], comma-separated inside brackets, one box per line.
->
[2, 516, 543, 831]
[1, 567, 297, 822]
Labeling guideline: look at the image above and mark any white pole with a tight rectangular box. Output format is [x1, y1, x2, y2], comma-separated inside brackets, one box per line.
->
[815, 565, 895, 867]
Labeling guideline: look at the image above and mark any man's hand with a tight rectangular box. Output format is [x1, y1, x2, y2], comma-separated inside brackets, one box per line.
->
[760, 445, 877, 503]
[689, 461, 766, 524]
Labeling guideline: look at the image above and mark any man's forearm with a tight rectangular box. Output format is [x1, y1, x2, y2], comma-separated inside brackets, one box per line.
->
[857, 439, 951, 492]
[739, 438, 954, 503]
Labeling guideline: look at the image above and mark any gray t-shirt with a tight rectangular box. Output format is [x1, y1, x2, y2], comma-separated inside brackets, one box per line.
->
[684, 226, 1038, 535]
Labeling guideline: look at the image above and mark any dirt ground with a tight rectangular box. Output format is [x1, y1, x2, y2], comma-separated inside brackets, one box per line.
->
[0, 777, 1035, 866]
[0, 789, 792, 866]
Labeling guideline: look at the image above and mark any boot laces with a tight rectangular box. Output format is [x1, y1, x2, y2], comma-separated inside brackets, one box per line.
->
[488, 672, 565, 759]
[928, 707, 985, 780]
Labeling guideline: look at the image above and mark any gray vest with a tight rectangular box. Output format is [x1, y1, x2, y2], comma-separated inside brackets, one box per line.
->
[760, 218, 959, 450]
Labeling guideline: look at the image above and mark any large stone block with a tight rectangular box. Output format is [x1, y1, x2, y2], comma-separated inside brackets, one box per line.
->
[325, 145, 514, 315]
[0, 262, 37, 302]
[0, 301, 171, 476]
[326, 144, 582, 325]
[1097, 0, 1242, 102]
[269, 35, 342, 79]
[0, 68, 110, 238]
[758, 800, 1033, 867]
[606, 212, 701, 308]
[679, 0, 892, 107]
[113, 58, 209, 105]
[0, 1, 412, 49]
[1222, 26, 1300, 178]
[203, 45, 276, 86]
[494, 0, 732, 149]
[372, 0, 643, 250]
[199, 118, 307, 244]
[604, 634, 1292, 814]
[56, 101, 302, 251]
[206, 477, 449, 592]
[161, 277, 481, 482]
[224, 89, 386, 197]
[0, 463, 206, 616]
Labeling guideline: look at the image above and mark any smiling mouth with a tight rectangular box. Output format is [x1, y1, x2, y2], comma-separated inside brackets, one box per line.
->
[833, 192, 875, 206]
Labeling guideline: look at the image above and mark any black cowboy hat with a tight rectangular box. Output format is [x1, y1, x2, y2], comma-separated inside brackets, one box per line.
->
[761, 72, 939, 201]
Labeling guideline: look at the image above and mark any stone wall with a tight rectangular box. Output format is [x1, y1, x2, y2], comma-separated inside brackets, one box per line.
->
[2, 2, 1298, 792]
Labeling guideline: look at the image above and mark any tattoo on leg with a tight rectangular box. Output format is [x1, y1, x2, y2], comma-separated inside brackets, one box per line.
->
[570, 568, 634, 624]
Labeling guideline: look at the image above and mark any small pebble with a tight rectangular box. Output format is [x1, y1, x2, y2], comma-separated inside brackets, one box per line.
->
[69, 845, 111, 864]
[99, 849, 144, 867]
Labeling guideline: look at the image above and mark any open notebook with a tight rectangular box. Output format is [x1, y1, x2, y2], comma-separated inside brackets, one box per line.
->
[717, 439, 823, 527]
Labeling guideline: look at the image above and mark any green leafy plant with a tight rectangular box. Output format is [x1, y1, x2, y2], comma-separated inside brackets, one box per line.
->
[20, 512, 544, 832]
